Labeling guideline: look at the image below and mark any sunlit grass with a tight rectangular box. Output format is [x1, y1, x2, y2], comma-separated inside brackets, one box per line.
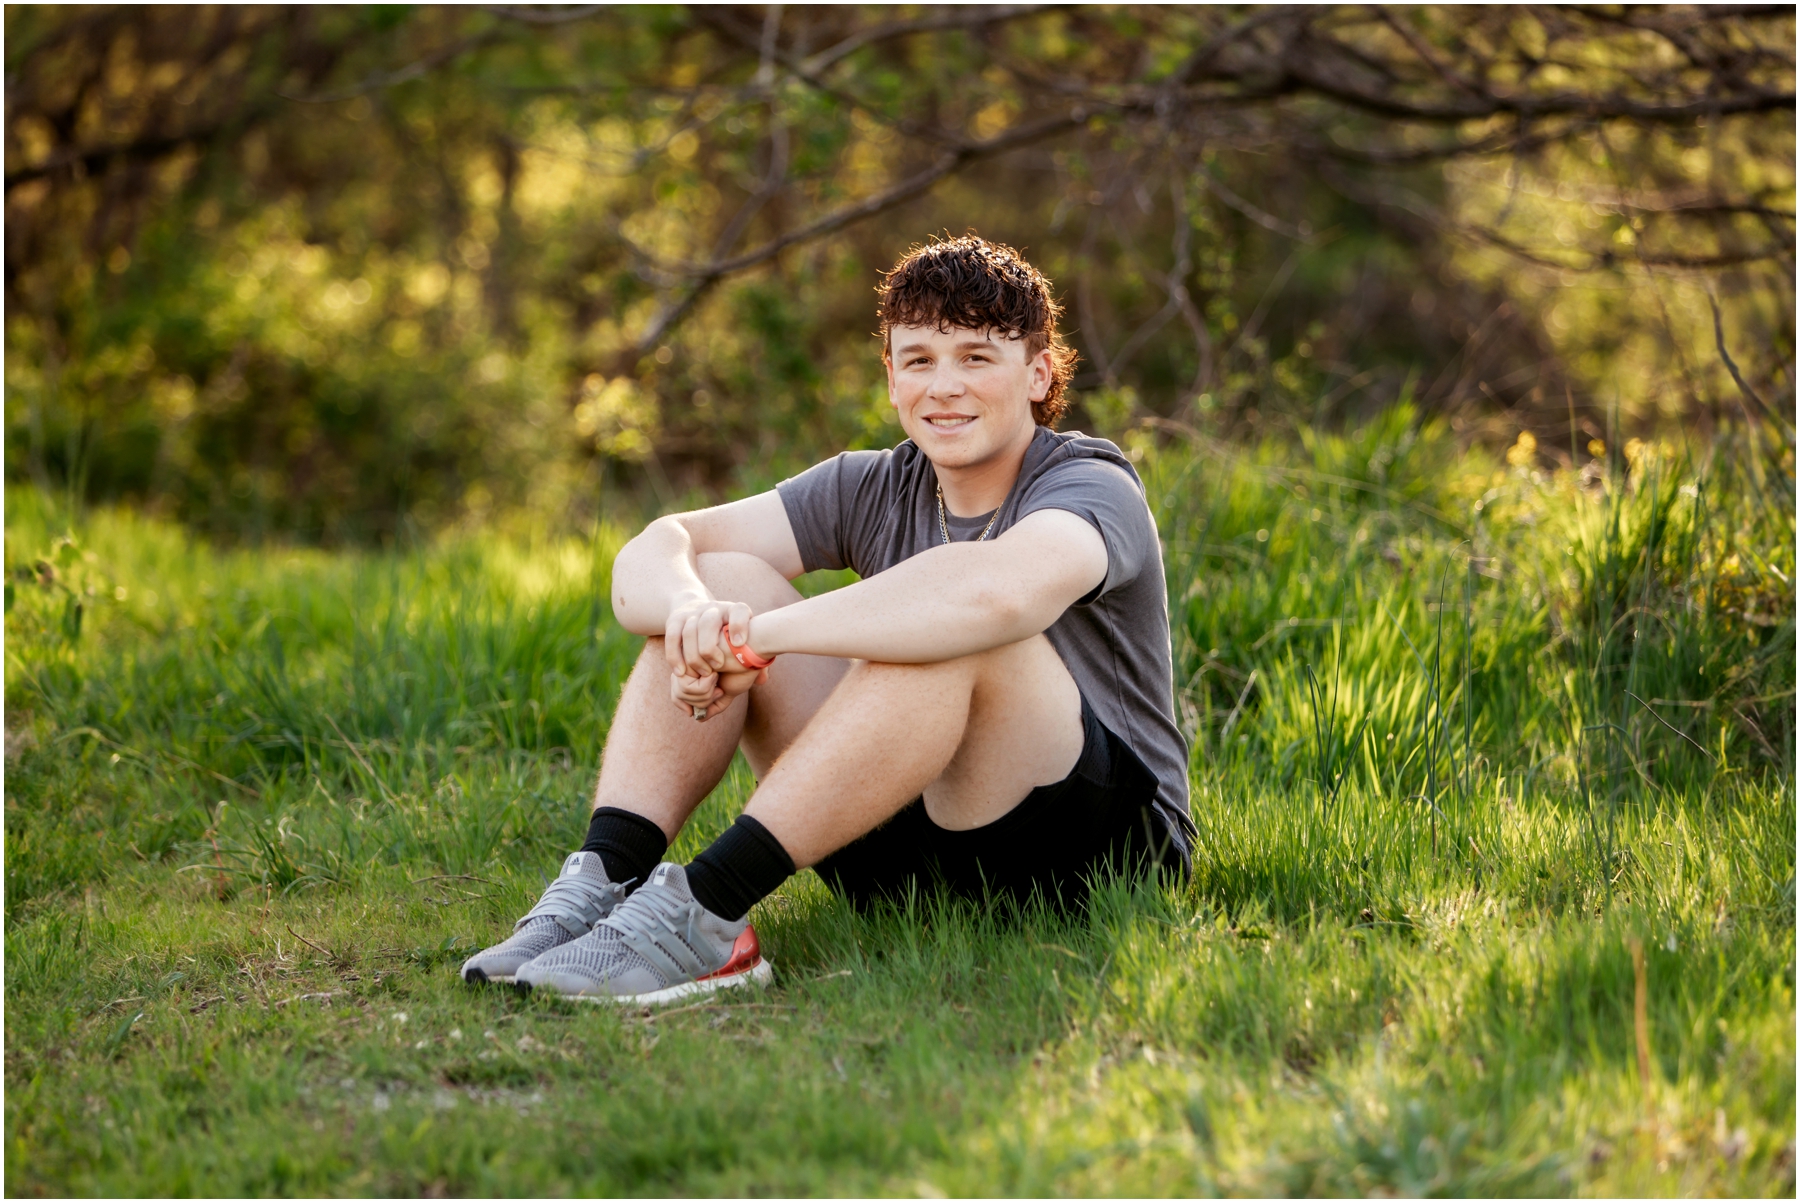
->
[4, 410, 1793, 1196]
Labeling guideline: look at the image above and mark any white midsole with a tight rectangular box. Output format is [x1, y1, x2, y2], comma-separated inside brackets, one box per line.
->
[566, 958, 774, 1006]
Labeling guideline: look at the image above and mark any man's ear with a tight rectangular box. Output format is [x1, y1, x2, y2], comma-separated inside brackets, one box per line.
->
[1026, 345, 1054, 403]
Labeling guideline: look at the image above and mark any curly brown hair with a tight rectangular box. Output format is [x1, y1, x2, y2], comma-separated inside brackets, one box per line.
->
[877, 234, 1079, 428]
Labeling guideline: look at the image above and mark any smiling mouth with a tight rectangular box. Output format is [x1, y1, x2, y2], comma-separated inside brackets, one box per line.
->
[924, 415, 976, 429]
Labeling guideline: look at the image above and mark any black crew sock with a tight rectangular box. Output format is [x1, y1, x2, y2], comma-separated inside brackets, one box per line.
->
[579, 807, 668, 889]
[684, 814, 796, 921]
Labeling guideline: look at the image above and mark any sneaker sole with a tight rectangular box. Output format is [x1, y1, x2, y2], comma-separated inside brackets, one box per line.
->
[533, 957, 775, 1006]
[462, 969, 517, 985]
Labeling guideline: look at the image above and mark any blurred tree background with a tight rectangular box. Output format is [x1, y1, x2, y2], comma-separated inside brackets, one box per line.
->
[4, 4, 1793, 543]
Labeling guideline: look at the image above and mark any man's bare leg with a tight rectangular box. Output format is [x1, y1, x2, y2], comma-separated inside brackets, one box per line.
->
[594, 546, 1087, 894]
[503, 575, 1088, 995]
[745, 632, 1084, 867]
[591, 552, 848, 841]
[463, 555, 847, 985]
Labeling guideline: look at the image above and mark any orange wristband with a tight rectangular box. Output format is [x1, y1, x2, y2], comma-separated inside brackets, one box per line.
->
[727, 630, 774, 670]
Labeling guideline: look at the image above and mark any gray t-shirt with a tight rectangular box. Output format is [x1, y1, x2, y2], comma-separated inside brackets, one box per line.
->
[776, 424, 1194, 861]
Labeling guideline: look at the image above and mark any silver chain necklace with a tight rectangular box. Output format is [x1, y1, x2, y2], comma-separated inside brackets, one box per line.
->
[936, 482, 1001, 545]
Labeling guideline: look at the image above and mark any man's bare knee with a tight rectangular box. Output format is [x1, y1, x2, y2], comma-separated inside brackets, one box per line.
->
[694, 552, 803, 612]
[848, 653, 985, 707]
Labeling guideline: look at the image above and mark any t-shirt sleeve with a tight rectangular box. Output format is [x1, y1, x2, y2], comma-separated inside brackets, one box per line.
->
[775, 450, 888, 574]
[1015, 457, 1154, 601]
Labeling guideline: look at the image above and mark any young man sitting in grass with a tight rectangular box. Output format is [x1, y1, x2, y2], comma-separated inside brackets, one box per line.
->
[462, 235, 1194, 1003]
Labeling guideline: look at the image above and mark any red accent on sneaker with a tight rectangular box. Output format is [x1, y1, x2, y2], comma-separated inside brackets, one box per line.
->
[695, 925, 762, 981]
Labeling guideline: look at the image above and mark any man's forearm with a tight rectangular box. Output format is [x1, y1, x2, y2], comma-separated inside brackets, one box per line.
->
[610, 517, 710, 636]
[747, 542, 1060, 663]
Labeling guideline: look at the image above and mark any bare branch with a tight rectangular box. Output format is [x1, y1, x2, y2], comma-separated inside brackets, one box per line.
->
[1129, 170, 1222, 399]
[1710, 292, 1795, 440]
[694, 7, 974, 151]
[1620, 199, 1796, 222]
[801, 5, 1059, 75]
[1230, 246, 1303, 367]
[1102, 240, 1184, 383]
[635, 149, 966, 350]
[1195, 167, 1312, 241]
[1467, 220, 1791, 271]
[634, 102, 1099, 350]
[481, 5, 605, 25]
[1377, 6, 1486, 98]
[5, 119, 250, 190]
[1301, 121, 1595, 167]
[1284, 55, 1794, 124]
[755, 3, 783, 89]
[1325, 165, 1794, 275]
[280, 32, 498, 104]
[1168, 6, 1307, 87]
[706, 93, 791, 264]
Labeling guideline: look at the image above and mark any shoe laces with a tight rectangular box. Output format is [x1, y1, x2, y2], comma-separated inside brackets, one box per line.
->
[519, 868, 630, 937]
[603, 882, 705, 955]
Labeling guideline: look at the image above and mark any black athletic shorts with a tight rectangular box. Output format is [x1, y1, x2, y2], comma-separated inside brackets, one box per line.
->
[814, 695, 1183, 910]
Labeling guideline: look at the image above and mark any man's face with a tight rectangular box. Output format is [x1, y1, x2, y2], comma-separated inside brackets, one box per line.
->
[885, 324, 1052, 471]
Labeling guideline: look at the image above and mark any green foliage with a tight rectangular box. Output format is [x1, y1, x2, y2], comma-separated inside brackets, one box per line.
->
[1149, 410, 1793, 805]
[6, 7, 1789, 540]
[4, 418, 1792, 1194]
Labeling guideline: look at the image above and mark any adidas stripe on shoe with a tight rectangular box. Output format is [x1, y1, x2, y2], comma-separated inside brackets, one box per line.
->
[459, 851, 628, 984]
[513, 862, 773, 1004]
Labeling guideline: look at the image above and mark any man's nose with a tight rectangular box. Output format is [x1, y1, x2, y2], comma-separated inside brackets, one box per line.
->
[927, 364, 965, 399]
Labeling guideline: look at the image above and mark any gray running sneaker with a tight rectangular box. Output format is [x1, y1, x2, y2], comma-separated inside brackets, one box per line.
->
[513, 862, 772, 1004]
[460, 851, 629, 984]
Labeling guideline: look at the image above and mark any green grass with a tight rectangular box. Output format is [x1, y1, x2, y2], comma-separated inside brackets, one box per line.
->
[5, 409, 1794, 1196]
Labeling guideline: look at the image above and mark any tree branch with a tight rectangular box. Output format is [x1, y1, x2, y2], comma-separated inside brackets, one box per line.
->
[1710, 292, 1794, 440]
[1195, 166, 1312, 240]
[1167, 6, 1306, 86]
[1282, 47, 1795, 124]
[694, 7, 975, 151]
[5, 110, 274, 191]
[800, 5, 1059, 75]
[279, 31, 499, 104]
[481, 5, 606, 25]
[634, 103, 1095, 349]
